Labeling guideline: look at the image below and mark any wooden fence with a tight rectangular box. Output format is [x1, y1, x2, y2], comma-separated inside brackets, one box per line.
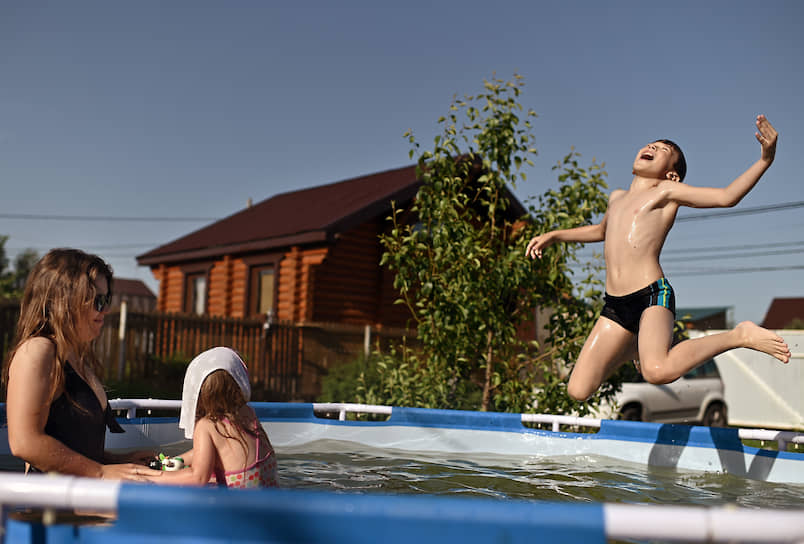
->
[0, 301, 415, 402]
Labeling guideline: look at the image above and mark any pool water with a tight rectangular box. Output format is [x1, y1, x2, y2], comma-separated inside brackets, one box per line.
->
[4, 439, 801, 510]
[166, 438, 804, 509]
[268, 440, 804, 508]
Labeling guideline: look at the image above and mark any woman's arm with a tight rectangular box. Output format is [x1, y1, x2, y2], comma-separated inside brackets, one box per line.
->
[6, 338, 159, 481]
[104, 449, 157, 465]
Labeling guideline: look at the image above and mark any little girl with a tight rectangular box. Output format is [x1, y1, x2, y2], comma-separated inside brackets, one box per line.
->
[149, 347, 278, 488]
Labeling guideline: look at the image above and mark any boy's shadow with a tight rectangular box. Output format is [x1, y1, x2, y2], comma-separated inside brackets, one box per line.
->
[647, 423, 779, 481]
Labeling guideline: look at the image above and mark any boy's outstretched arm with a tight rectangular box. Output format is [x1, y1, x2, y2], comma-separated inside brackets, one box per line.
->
[666, 115, 778, 209]
[526, 215, 608, 259]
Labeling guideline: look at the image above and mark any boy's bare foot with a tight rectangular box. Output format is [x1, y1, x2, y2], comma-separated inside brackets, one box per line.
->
[735, 321, 791, 363]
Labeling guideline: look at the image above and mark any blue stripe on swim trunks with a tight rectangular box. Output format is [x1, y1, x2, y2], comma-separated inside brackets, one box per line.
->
[652, 278, 672, 309]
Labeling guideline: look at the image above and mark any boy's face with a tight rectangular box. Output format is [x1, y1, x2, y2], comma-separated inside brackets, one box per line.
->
[632, 141, 680, 181]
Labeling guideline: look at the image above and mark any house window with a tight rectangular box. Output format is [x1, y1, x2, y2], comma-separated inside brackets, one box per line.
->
[250, 265, 275, 316]
[185, 272, 207, 315]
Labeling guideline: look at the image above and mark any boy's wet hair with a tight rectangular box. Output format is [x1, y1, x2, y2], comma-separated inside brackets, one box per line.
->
[656, 139, 687, 182]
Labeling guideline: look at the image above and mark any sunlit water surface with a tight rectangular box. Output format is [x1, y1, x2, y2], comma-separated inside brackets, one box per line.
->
[187, 438, 802, 509]
[3, 438, 802, 510]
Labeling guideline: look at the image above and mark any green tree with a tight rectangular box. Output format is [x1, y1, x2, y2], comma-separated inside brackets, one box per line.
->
[0, 237, 38, 299]
[0, 235, 14, 298]
[357, 75, 611, 415]
[12, 248, 39, 291]
[784, 317, 804, 330]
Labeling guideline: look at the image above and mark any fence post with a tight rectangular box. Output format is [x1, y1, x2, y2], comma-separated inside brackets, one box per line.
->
[364, 325, 371, 358]
[117, 301, 127, 380]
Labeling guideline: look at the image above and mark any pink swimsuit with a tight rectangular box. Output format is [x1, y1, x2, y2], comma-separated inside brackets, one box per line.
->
[214, 420, 278, 488]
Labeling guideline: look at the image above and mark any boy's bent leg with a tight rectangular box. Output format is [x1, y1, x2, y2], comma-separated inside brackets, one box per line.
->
[637, 309, 792, 385]
[567, 317, 635, 401]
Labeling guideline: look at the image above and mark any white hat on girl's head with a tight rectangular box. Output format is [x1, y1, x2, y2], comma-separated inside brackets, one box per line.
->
[179, 346, 251, 439]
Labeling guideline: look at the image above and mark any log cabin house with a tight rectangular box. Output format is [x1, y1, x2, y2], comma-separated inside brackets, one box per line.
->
[136, 163, 528, 330]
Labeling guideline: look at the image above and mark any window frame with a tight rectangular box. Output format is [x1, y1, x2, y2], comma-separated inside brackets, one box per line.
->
[243, 254, 282, 318]
[181, 263, 212, 315]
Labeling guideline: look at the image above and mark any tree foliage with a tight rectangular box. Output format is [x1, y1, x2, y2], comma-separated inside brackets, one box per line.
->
[0, 236, 38, 299]
[353, 75, 612, 415]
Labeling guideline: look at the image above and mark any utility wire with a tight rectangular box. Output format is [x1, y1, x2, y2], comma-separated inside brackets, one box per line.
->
[569, 262, 804, 277]
[662, 248, 804, 262]
[578, 240, 804, 259]
[6, 243, 155, 251]
[0, 213, 217, 222]
[2, 200, 802, 223]
[676, 201, 804, 222]
[662, 240, 804, 255]
[667, 264, 804, 276]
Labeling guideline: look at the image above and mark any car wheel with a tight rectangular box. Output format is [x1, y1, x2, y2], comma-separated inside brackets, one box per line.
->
[703, 402, 727, 427]
[620, 404, 642, 421]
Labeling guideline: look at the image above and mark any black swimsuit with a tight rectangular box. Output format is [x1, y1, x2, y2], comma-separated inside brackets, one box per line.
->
[600, 278, 676, 334]
[34, 362, 124, 470]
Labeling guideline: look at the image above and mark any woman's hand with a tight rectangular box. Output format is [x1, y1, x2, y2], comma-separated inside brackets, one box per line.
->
[100, 463, 163, 482]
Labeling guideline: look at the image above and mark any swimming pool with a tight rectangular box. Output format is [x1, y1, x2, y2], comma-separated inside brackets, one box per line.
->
[1, 400, 802, 543]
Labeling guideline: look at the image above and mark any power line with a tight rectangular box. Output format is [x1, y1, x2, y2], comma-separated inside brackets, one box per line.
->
[662, 240, 804, 255]
[7, 243, 154, 251]
[2, 200, 802, 224]
[0, 213, 217, 222]
[569, 262, 804, 277]
[667, 264, 804, 276]
[676, 201, 804, 222]
[662, 248, 804, 262]
[578, 240, 804, 259]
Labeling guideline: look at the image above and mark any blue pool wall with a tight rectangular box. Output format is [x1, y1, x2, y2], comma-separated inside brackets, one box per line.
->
[250, 402, 798, 461]
[4, 485, 608, 544]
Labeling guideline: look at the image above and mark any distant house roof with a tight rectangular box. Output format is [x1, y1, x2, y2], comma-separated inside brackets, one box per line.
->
[137, 162, 527, 266]
[138, 164, 423, 265]
[761, 297, 804, 329]
[677, 306, 730, 322]
[113, 278, 156, 299]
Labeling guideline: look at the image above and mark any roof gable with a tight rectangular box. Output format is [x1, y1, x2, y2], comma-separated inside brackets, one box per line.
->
[138, 161, 530, 266]
[138, 164, 421, 265]
[113, 278, 156, 298]
[761, 297, 804, 329]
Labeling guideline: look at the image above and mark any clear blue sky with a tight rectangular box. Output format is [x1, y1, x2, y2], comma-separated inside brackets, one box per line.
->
[2, 0, 803, 325]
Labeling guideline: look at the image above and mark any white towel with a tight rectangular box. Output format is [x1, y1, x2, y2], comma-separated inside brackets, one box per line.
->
[178, 346, 251, 439]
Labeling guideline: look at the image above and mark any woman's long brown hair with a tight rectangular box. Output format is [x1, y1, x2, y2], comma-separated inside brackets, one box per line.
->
[2, 248, 113, 403]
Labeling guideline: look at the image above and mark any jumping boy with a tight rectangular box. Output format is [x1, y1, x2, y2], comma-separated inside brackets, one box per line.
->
[525, 115, 791, 401]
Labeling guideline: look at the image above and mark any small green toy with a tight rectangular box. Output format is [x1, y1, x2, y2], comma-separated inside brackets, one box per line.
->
[151, 453, 185, 471]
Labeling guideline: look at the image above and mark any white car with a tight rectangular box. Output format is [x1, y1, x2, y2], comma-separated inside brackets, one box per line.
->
[614, 359, 728, 426]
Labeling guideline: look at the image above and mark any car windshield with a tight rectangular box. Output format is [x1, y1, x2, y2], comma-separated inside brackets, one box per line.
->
[683, 359, 720, 379]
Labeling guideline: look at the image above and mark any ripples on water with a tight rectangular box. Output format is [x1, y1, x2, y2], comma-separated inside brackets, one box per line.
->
[3, 438, 802, 510]
[271, 440, 804, 509]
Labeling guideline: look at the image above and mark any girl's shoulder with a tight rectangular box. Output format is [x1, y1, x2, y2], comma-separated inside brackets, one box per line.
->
[194, 416, 217, 433]
[195, 415, 243, 436]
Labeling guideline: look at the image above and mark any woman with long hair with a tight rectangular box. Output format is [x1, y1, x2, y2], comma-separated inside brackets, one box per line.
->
[3, 248, 160, 480]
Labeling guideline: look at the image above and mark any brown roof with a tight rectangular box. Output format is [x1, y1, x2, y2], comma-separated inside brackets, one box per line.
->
[137, 164, 423, 265]
[761, 297, 804, 329]
[113, 278, 156, 298]
[137, 161, 528, 266]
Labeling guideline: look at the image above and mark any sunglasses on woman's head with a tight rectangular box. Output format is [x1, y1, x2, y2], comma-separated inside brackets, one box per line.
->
[93, 293, 112, 312]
